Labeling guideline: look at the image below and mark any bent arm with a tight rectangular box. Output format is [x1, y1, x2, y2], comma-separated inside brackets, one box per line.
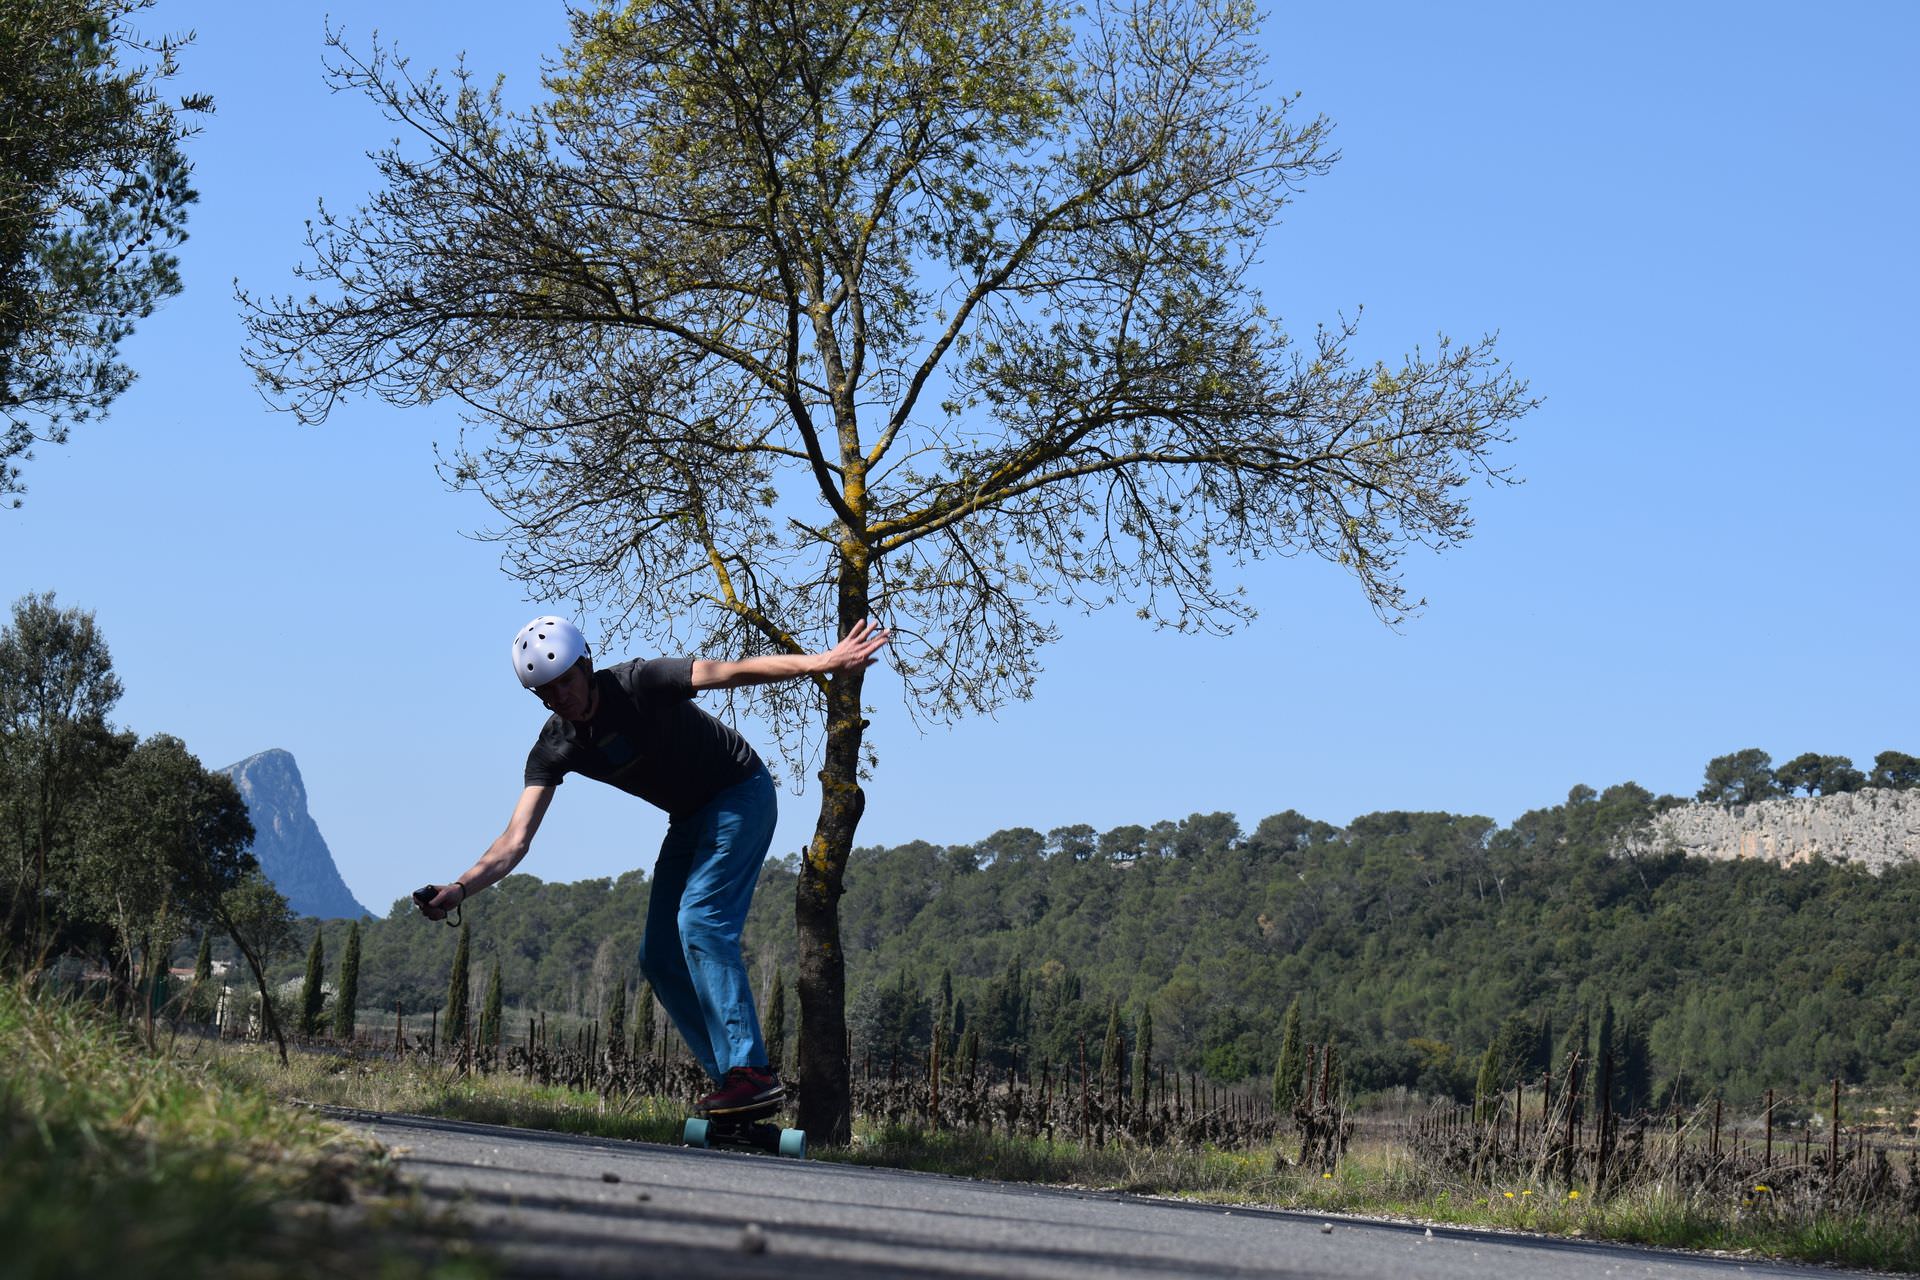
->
[422, 785, 555, 917]
[690, 619, 890, 691]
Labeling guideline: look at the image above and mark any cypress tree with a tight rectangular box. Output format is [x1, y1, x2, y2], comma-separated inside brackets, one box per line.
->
[298, 930, 326, 1036]
[443, 919, 471, 1047]
[636, 980, 657, 1058]
[1474, 1042, 1500, 1123]
[606, 978, 627, 1059]
[190, 933, 214, 1022]
[1273, 996, 1305, 1112]
[765, 965, 787, 1072]
[331, 922, 361, 1041]
[1132, 1003, 1154, 1104]
[479, 958, 504, 1048]
[1100, 1000, 1123, 1092]
[1592, 1001, 1616, 1116]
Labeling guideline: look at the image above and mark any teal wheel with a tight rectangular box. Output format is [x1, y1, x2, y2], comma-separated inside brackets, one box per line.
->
[778, 1127, 806, 1159]
[683, 1118, 711, 1148]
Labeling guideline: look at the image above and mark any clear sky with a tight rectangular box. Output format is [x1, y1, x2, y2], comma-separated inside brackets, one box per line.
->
[5, 1, 1915, 916]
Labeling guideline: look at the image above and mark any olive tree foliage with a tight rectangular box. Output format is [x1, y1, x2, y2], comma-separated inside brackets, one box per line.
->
[0, 0, 210, 502]
[240, 0, 1536, 1139]
[67, 731, 285, 1056]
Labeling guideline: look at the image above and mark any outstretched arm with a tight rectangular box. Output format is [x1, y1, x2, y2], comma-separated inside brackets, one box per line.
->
[418, 784, 555, 919]
[690, 619, 890, 691]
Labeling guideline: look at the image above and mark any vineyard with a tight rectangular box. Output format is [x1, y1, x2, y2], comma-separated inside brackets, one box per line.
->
[219, 998, 1920, 1229]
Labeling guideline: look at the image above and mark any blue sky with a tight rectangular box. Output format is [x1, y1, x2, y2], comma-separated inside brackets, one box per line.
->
[5, 1, 1914, 915]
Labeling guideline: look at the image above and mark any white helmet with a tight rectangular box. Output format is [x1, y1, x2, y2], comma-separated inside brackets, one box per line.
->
[512, 616, 590, 688]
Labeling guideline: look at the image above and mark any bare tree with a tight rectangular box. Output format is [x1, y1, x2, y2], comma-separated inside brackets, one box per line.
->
[241, 0, 1537, 1141]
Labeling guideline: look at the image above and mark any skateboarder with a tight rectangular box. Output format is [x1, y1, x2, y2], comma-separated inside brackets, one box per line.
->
[416, 614, 889, 1115]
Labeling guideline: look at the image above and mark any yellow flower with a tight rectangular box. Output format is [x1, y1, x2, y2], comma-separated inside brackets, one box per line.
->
[1322, 1172, 1332, 1179]
[1503, 1192, 1514, 1199]
[1521, 1190, 1533, 1197]
[1753, 1184, 1771, 1193]
[1568, 1190, 1580, 1200]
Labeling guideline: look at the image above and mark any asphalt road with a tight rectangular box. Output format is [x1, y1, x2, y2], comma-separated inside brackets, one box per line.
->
[328, 1108, 1868, 1279]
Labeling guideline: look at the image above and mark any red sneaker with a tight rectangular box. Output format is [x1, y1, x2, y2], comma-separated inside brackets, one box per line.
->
[698, 1066, 785, 1116]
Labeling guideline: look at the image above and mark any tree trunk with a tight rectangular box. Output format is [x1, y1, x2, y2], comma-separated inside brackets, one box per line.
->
[794, 578, 872, 1145]
[217, 904, 288, 1066]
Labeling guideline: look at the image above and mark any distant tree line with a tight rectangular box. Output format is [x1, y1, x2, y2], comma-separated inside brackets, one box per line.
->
[1698, 747, 1920, 804]
[253, 743, 1920, 1111]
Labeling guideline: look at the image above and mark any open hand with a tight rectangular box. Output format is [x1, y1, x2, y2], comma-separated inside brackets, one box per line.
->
[820, 619, 890, 674]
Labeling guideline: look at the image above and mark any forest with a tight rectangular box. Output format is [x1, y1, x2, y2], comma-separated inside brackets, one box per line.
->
[267, 762, 1920, 1108]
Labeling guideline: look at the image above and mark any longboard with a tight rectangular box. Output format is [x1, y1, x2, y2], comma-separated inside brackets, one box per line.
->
[682, 1101, 806, 1159]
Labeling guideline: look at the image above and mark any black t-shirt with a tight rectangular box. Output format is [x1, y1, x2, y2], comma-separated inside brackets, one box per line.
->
[522, 657, 762, 816]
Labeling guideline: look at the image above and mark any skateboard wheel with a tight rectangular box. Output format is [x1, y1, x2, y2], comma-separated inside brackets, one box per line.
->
[683, 1118, 711, 1148]
[779, 1127, 806, 1159]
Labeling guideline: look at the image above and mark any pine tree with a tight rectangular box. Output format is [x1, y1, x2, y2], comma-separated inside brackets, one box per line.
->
[765, 965, 787, 1073]
[331, 922, 361, 1041]
[1273, 996, 1305, 1113]
[606, 979, 627, 1059]
[298, 930, 326, 1037]
[479, 959, 504, 1048]
[443, 919, 471, 1047]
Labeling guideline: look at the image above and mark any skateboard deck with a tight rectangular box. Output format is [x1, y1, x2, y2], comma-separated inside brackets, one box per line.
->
[682, 1101, 806, 1158]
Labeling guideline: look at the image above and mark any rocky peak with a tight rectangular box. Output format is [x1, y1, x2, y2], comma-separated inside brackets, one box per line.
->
[222, 748, 371, 919]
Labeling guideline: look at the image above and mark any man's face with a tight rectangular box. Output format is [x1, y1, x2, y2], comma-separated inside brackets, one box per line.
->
[532, 663, 595, 722]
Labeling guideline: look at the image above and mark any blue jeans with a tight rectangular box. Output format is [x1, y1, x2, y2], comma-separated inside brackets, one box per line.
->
[638, 763, 777, 1082]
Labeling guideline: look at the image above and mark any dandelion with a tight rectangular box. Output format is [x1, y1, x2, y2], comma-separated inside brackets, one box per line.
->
[1322, 1172, 1332, 1180]
[1521, 1190, 1533, 1198]
[1753, 1184, 1771, 1194]
[1568, 1189, 1580, 1200]
[1503, 1192, 1514, 1200]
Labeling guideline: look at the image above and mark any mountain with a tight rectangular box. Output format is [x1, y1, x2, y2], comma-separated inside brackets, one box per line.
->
[220, 749, 371, 919]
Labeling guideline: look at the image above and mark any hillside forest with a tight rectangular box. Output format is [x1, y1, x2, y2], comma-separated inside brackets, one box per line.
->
[260, 754, 1920, 1110]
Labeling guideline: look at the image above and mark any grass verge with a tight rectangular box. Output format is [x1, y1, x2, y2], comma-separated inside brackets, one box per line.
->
[199, 1042, 1920, 1273]
[0, 984, 492, 1280]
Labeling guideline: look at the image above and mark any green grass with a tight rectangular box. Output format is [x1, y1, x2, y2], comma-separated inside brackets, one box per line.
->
[201, 1040, 688, 1144]
[0, 983, 492, 1280]
[196, 1041, 1920, 1273]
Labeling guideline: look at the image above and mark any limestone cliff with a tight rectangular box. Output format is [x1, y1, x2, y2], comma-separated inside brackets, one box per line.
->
[1631, 787, 1920, 873]
[220, 749, 372, 919]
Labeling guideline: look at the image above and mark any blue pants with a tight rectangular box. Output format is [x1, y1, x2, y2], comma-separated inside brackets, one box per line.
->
[639, 763, 777, 1082]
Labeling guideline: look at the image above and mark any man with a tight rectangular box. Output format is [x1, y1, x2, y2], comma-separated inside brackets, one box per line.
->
[417, 614, 889, 1115]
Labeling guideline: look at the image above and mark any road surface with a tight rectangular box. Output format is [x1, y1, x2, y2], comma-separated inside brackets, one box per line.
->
[328, 1108, 1868, 1279]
